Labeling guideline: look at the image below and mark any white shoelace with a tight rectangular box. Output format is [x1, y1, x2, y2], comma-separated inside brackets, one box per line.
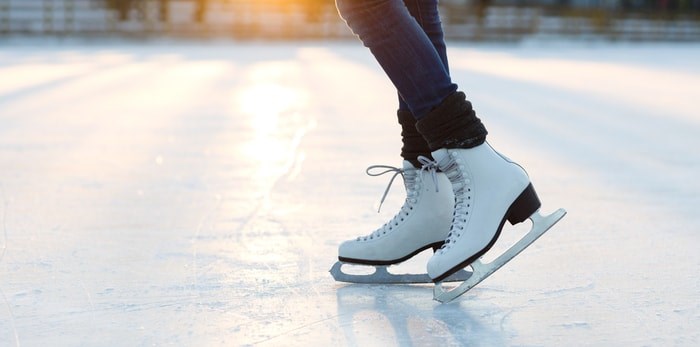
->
[437, 154, 471, 251]
[359, 157, 439, 241]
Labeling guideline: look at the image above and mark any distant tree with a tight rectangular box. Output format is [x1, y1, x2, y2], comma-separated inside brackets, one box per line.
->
[103, 0, 133, 21]
[102, 0, 178, 22]
[475, 0, 492, 23]
[194, 0, 207, 23]
[300, 0, 335, 23]
[159, 0, 170, 22]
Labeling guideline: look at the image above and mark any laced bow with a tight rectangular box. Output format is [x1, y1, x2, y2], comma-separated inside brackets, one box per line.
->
[365, 165, 403, 213]
[365, 156, 440, 213]
[358, 157, 441, 241]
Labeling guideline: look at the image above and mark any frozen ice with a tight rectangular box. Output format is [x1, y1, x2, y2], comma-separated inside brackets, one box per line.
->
[0, 39, 699, 346]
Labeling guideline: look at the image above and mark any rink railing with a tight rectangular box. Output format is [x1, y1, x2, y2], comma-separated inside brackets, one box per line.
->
[1, 0, 699, 41]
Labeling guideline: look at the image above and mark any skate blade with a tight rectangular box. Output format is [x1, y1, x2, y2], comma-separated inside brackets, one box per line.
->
[434, 208, 567, 303]
[330, 261, 472, 284]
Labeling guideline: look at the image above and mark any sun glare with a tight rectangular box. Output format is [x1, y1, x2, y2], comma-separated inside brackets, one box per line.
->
[238, 82, 307, 135]
[234, 62, 310, 186]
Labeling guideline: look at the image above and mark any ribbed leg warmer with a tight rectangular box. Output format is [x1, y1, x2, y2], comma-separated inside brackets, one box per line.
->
[416, 91, 488, 150]
[397, 109, 433, 168]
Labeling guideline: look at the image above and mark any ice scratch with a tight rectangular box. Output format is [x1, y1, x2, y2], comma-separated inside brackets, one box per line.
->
[0, 185, 20, 346]
[190, 195, 224, 302]
[0, 290, 19, 347]
[250, 314, 341, 345]
[0, 185, 7, 264]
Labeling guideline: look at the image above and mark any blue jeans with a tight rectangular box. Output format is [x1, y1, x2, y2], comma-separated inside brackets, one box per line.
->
[335, 0, 458, 120]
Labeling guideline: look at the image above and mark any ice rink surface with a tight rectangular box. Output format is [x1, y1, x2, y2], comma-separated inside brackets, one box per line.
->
[0, 39, 699, 346]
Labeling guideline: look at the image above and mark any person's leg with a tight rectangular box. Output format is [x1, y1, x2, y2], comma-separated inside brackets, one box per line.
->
[396, 109, 429, 168]
[335, 1, 461, 268]
[396, 0, 452, 167]
[335, 0, 560, 285]
[400, 0, 451, 107]
[335, 0, 456, 120]
[336, 0, 486, 158]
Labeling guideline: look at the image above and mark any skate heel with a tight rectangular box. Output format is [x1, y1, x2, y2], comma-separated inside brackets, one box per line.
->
[506, 183, 541, 225]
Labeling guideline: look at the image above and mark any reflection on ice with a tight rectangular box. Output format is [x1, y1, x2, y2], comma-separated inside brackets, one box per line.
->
[335, 284, 507, 346]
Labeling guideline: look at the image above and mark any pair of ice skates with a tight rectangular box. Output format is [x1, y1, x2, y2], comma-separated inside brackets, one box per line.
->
[330, 142, 566, 303]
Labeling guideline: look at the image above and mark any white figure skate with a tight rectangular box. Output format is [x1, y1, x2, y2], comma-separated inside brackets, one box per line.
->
[330, 158, 471, 284]
[428, 142, 566, 302]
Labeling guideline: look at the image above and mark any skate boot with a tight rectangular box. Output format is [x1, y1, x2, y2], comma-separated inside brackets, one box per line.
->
[338, 159, 453, 265]
[427, 142, 536, 281]
[416, 91, 566, 301]
[330, 159, 473, 284]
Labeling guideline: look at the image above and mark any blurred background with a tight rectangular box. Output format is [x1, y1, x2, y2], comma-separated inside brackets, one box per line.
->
[1, 0, 699, 41]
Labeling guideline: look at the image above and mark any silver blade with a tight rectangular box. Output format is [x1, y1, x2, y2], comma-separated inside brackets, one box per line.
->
[434, 208, 567, 303]
[330, 261, 472, 284]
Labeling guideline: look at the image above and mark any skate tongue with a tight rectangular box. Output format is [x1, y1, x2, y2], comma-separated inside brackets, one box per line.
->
[403, 160, 419, 170]
[430, 149, 450, 168]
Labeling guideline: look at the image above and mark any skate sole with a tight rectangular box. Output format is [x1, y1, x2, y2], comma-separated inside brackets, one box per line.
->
[338, 241, 444, 266]
[434, 208, 567, 302]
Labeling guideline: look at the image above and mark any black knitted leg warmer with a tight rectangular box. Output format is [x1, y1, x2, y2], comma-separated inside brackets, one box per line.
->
[416, 91, 488, 151]
[397, 109, 433, 168]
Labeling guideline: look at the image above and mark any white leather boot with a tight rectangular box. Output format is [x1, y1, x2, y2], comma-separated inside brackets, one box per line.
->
[338, 160, 454, 265]
[427, 142, 541, 282]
